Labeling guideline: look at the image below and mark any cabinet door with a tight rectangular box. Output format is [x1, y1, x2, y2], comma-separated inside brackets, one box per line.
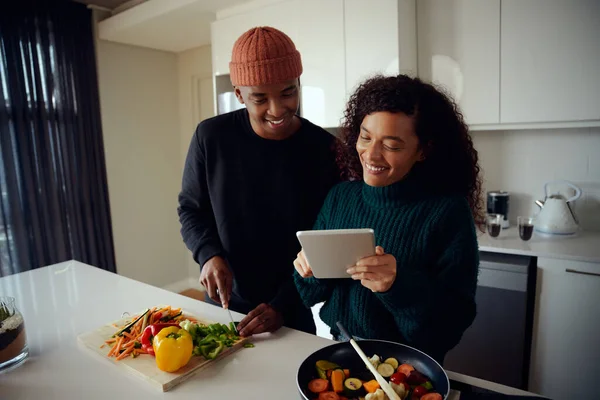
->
[417, 0, 500, 125]
[295, 0, 346, 128]
[344, 0, 400, 96]
[210, 1, 298, 77]
[530, 258, 600, 400]
[501, 0, 600, 123]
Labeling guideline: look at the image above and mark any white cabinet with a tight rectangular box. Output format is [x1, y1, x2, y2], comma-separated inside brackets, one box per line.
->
[500, 0, 600, 124]
[344, 0, 400, 95]
[417, 0, 500, 125]
[210, 1, 298, 77]
[211, 0, 409, 127]
[529, 258, 600, 400]
[295, 0, 346, 128]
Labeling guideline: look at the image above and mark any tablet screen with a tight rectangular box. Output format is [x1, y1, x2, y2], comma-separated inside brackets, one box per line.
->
[296, 229, 375, 279]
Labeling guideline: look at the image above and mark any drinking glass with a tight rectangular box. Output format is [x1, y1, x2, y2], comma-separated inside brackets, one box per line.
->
[486, 214, 502, 238]
[0, 297, 29, 372]
[518, 216, 535, 241]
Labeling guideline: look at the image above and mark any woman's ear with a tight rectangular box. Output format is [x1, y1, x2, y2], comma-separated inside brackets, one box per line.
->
[419, 140, 433, 161]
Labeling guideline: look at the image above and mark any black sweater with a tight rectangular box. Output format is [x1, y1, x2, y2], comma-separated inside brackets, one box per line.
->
[178, 109, 338, 321]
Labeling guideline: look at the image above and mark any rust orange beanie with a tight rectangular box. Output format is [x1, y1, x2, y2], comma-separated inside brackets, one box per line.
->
[229, 26, 302, 86]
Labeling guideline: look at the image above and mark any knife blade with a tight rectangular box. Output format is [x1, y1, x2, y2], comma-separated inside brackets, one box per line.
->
[226, 308, 238, 334]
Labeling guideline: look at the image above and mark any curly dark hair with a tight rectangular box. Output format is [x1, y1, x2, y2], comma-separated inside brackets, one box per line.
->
[336, 74, 484, 227]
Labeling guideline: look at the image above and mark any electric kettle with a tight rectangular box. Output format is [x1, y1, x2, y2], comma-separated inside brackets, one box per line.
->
[535, 180, 582, 235]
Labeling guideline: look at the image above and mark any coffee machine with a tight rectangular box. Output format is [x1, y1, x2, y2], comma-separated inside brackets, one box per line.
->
[487, 191, 510, 229]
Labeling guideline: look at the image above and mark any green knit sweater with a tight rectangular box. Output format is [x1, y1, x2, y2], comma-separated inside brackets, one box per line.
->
[294, 175, 479, 362]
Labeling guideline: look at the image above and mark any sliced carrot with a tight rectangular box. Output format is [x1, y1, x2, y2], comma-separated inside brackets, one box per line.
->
[331, 369, 344, 393]
[122, 331, 135, 340]
[398, 363, 415, 377]
[343, 369, 349, 377]
[363, 379, 380, 393]
[421, 394, 442, 400]
[99, 344, 106, 349]
[105, 338, 117, 344]
[137, 348, 148, 354]
[318, 392, 339, 400]
[308, 378, 329, 394]
[116, 347, 133, 361]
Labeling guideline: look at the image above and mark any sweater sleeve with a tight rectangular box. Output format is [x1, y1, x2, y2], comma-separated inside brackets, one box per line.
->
[376, 197, 479, 358]
[177, 125, 224, 270]
[292, 186, 338, 309]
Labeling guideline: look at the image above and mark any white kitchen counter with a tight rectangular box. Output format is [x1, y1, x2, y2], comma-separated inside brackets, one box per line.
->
[0, 261, 541, 399]
[477, 228, 600, 264]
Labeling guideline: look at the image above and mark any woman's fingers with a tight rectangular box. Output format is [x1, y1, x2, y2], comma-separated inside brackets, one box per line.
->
[294, 250, 313, 278]
[350, 271, 378, 281]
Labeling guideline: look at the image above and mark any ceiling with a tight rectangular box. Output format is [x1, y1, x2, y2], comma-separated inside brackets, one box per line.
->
[75, 0, 136, 11]
[96, 0, 257, 52]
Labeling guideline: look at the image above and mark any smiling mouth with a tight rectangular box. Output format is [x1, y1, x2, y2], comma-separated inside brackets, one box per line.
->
[365, 163, 388, 173]
[266, 118, 285, 126]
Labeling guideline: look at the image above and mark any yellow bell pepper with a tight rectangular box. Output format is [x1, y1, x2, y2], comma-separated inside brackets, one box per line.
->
[152, 326, 193, 372]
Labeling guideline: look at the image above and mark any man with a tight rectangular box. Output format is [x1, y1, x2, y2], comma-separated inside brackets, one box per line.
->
[178, 26, 339, 336]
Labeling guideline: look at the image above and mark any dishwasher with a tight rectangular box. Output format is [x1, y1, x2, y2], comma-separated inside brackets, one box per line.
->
[443, 251, 537, 390]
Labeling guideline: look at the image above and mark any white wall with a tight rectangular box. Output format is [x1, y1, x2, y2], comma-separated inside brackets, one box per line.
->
[177, 45, 216, 282]
[473, 128, 600, 231]
[96, 39, 188, 287]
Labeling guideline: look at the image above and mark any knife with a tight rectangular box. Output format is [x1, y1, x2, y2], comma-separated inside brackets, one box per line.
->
[226, 308, 238, 334]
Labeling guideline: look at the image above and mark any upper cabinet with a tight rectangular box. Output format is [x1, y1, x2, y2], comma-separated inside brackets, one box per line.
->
[211, 0, 407, 127]
[294, 0, 346, 128]
[210, 1, 299, 77]
[500, 0, 600, 124]
[344, 0, 400, 96]
[417, 0, 500, 126]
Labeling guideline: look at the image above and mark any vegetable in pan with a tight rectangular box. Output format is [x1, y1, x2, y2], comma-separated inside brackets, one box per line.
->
[306, 354, 443, 400]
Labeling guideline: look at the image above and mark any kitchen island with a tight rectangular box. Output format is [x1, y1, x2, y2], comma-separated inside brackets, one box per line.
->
[0, 261, 542, 399]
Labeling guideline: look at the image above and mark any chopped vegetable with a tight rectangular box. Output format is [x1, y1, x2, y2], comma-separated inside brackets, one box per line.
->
[384, 357, 399, 369]
[330, 369, 345, 393]
[390, 381, 407, 398]
[243, 343, 255, 348]
[398, 363, 415, 377]
[407, 370, 428, 385]
[365, 388, 385, 400]
[413, 385, 428, 398]
[308, 378, 329, 394]
[363, 379, 380, 394]
[390, 371, 407, 384]
[368, 354, 381, 369]
[421, 393, 442, 400]
[421, 381, 434, 391]
[113, 309, 149, 338]
[318, 392, 340, 400]
[343, 377, 363, 397]
[376, 362, 395, 378]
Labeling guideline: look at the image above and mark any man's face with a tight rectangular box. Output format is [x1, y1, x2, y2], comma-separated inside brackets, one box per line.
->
[234, 79, 300, 140]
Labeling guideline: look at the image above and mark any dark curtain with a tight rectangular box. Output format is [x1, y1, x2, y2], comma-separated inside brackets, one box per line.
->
[0, 0, 116, 276]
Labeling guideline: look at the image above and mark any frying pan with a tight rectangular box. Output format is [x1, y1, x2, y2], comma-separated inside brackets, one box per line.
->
[296, 340, 450, 399]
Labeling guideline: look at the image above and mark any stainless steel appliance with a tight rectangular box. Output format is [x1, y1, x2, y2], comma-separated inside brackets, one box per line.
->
[487, 191, 510, 229]
[443, 252, 536, 390]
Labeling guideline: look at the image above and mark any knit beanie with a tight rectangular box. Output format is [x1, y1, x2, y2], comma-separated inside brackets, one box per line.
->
[229, 26, 303, 86]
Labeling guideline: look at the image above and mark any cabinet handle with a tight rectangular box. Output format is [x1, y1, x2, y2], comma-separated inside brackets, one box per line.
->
[566, 268, 600, 277]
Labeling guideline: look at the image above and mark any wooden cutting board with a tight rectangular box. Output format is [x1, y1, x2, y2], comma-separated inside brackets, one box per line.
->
[77, 312, 249, 392]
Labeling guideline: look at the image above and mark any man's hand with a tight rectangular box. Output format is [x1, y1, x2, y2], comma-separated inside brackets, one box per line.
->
[200, 256, 233, 308]
[346, 246, 397, 293]
[236, 303, 284, 336]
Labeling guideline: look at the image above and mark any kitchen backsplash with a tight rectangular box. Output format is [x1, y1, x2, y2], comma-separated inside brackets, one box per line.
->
[473, 127, 600, 231]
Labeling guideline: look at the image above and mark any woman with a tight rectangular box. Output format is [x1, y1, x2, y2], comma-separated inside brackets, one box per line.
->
[293, 74, 482, 364]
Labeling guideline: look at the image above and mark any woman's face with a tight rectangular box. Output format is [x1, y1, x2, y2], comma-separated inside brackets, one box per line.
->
[356, 111, 424, 187]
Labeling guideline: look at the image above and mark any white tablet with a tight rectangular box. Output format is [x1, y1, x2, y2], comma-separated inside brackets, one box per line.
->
[296, 229, 376, 279]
